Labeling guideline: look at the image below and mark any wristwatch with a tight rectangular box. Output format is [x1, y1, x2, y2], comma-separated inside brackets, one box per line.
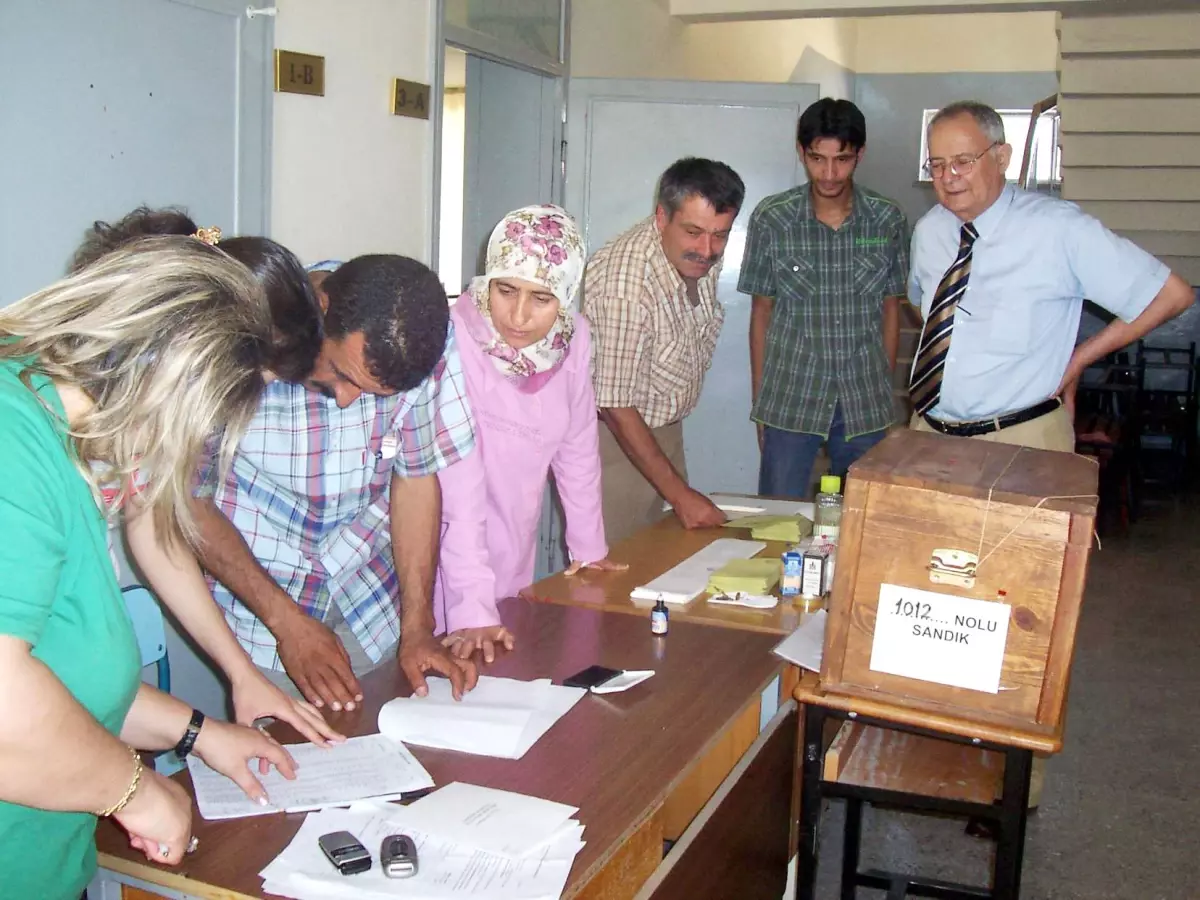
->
[174, 708, 206, 760]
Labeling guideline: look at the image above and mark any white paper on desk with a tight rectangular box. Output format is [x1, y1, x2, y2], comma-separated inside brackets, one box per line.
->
[664, 493, 815, 522]
[378, 676, 585, 760]
[261, 803, 583, 900]
[629, 538, 766, 605]
[772, 609, 827, 673]
[187, 733, 434, 820]
[403, 782, 579, 858]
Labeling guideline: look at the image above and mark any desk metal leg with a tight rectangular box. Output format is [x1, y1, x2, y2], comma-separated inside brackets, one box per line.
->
[993, 747, 1033, 900]
[796, 703, 825, 900]
[842, 798, 863, 900]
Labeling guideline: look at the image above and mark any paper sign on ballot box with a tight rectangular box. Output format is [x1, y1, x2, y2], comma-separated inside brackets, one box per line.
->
[869, 583, 1012, 694]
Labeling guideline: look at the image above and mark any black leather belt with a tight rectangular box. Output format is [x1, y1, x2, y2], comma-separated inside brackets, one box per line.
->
[923, 398, 1062, 438]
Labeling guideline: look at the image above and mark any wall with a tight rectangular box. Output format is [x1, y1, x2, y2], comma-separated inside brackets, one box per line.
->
[570, 0, 856, 97]
[854, 12, 1057, 74]
[271, 0, 434, 264]
[1059, 12, 1200, 288]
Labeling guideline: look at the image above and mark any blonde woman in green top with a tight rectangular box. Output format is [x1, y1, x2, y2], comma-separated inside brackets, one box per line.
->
[0, 239, 297, 900]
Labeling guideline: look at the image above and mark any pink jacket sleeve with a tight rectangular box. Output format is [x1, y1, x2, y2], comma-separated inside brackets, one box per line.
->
[436, 430, 502, 634]
[550, 316, 609, 565]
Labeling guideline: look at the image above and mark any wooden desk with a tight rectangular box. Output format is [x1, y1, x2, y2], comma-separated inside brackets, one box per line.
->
[95, 598, 787, 900]
[523, 517, 809, 637]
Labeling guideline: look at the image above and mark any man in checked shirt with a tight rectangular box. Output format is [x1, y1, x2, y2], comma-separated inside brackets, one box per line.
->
[583, 157, 746, 543]
[191, 255, 479, 712]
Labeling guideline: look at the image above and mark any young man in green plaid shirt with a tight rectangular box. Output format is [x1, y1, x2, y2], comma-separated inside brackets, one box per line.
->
[739, 98, 909, 498]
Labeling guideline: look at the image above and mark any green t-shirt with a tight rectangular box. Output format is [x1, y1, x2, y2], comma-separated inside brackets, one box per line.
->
[0, 358, 140, 900]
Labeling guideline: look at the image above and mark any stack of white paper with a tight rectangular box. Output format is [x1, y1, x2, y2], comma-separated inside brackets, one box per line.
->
[187, 733, 435, 820]
[378, 676, 585, 760]
[261, 786, 586, 900]
[665, 493, 816, 522]
[772, 608, 827, 672]
[629, 537, 767, 605]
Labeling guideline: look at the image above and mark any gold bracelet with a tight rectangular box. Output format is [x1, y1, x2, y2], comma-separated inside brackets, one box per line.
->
[95, 746, 144, 818]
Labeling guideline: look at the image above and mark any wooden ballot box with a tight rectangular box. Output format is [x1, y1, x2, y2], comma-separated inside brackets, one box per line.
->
[820, 429, 1099, 737]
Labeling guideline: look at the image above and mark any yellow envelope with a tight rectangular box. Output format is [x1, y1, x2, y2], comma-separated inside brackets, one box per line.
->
[706, 557, 782, 595]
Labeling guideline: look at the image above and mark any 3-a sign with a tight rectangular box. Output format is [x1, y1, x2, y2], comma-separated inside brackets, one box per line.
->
[392, 79, 430, 120]
[869, 583, 1011, 694]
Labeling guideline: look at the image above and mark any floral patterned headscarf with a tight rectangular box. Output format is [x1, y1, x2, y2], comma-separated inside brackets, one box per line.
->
[464, 205, 585, 384]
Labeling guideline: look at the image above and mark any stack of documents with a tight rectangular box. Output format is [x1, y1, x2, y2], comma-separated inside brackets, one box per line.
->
[667, 493, 815, 521]
[724, 513, 813, 543]
[772, 609, 828, 672]
[378, 676, 585, 760]
[706, 557, 782, 596]
[187, 734, 435, 820]
[261, 784, 585, 899]
[629, 538, 766, 605]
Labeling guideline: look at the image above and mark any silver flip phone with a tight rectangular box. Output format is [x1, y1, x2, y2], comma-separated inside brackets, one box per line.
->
[380, 833, 419, 878]
[318, 830, 372, 875]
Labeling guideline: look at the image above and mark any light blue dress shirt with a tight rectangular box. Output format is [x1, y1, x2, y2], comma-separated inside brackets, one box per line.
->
[909, 185, 1169, 422]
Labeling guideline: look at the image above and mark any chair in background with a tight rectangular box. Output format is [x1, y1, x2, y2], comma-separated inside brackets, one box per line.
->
[1074, 351, 1142, 533]
[121, 584, 171, 693]
[1135, 340, 1198, 493]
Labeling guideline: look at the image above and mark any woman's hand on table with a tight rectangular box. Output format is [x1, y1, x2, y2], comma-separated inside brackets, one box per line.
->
[115, 768, 194, 865]
[191, 718, 298, 805]
[230, 669, 345, 747]
[564, 557, 629, 576]
[442, 626, 515, 664]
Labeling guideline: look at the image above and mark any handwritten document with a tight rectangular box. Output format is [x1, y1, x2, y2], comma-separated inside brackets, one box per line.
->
[869, 583, 1012, 693]
[188, 733, 434, 820]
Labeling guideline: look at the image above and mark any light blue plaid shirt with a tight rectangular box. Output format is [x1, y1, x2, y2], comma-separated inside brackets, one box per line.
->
[909, 185, 1169, 421]
[202, 325, 476, 670]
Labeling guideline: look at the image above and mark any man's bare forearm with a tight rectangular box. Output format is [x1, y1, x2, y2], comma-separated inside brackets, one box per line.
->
[389, 473, 440, 639]
[749, 295, 773, 405]
[191, 498, 300, 633]
[883, 295, 902, 371]
[126, 508, 259, 682]
[598, 407, 690, 505]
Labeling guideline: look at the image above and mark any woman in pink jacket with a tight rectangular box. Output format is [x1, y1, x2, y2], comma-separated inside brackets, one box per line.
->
[435, 205, 625, 661]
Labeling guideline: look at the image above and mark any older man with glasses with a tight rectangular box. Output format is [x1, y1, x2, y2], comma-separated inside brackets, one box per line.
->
[908, 100, 1193, 452]
[908, 100, 1194, 821]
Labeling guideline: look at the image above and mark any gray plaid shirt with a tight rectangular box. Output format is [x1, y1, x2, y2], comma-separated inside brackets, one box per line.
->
[739, 184, 909, 438]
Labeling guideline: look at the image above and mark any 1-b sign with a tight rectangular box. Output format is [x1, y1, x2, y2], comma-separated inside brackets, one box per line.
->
[869, 583, 1011, 694]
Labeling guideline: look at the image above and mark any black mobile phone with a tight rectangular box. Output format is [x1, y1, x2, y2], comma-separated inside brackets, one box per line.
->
[381, 833, 419, 879]
[563, 664, 623, 690]
[318, 830, 372, 875]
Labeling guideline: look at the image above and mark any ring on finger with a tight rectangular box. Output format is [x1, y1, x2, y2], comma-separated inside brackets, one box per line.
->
[186, 836, 200, 854]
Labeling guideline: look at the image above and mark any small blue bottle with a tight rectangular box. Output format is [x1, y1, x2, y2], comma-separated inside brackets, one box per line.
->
[651, 597, 669, 635]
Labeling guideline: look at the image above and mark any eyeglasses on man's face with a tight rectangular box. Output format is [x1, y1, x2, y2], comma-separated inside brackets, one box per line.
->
[923, 141, 1000, 180]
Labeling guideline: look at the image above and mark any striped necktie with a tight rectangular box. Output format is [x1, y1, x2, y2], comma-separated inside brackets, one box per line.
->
[909, 222, 979, 417]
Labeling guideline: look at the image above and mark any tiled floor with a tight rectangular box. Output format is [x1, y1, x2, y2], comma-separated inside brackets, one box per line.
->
[801, 493, 1200, 900]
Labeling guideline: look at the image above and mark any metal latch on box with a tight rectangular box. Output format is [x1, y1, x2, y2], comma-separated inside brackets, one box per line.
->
[928, 548, 978, 589]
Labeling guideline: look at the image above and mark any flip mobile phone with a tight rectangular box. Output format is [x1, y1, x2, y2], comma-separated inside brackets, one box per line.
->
[380, 834, 419, 878]
[318, 830, 372, 875]
[563, 664, 623, 690]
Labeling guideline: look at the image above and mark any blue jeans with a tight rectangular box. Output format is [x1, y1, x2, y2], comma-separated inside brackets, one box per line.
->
[758, 404, 888, 499]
